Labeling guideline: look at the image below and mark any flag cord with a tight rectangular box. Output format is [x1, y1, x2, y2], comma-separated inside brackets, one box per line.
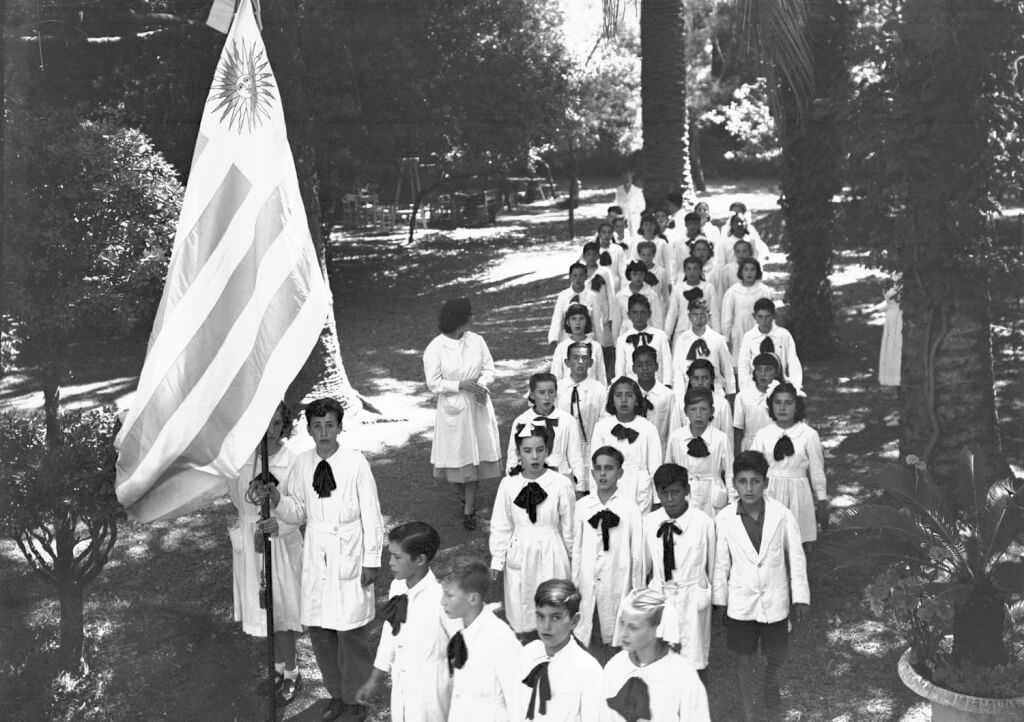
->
[260, 434, 277, 719]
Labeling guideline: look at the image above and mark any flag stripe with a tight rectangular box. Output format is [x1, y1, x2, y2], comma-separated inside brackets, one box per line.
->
[185, 163, 251, 285]
[142, 255, 319, 495]
[118, 186, 287, 476]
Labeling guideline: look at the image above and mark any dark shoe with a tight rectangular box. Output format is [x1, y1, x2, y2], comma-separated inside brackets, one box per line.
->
[278, 672, 302, 704]
[463, 513, 477, 531]
[341, 703, 367, 721]
[256, 671, 283, 696]
[321, 698, 346, 722]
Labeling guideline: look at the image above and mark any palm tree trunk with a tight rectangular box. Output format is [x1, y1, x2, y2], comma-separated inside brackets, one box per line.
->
[640, 0, 695, 209]
[778, 0, 847, 358]
[263, 0, 363, 413]
[892, 0, 1011, 494]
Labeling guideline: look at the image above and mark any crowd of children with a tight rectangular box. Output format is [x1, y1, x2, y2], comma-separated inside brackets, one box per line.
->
[225, 193, 826, 721]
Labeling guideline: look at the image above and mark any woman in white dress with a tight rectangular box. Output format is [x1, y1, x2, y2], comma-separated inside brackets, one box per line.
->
[423, 298, 502, 530]
[878, 276, 902, 386]
[721, 258, 774, 366]
[227, 401, 304, 701]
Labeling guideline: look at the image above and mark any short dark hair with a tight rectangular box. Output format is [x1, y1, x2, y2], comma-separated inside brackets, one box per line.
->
[566, 340, 593, 360]
[305, 397, 344, 424]
[636, 239, 656, 255]
[733, 450, 769, 478]
[627, 293, 651, 312]
[274, 401, 294, 439]
[632, 345, 658, 364]
[686, 358, 717, 381]
[753, 298, 776, 315]
[597, 222, 613, 236]
[625, 260, 648, 279]
[767, 381, 806, 421]
[606, 376, 646, 416]
[529, 372, 558, 394]
[653, 463, 689, 490]
[730, 201, 748, 214]
[388, 521, 441, 562]
[691, 238, 713, 258]
[441, 556, 490, 598]
[608, 205, 624, 216]
[684, 212, 701, 225]
[581, 241, 600, 256]
[439, 298, 472, 333]
[591, 445, 624, 467]
[569, 261, 587, 277]
[732, 239, 753, 253]
[752, 352, 782, 378]
[683, 256, 702, 272]
[562, 304, 593, 334]
[683, 386, 714, 409]
[534, 579, 581, 616]
[737, 258, 763, 280]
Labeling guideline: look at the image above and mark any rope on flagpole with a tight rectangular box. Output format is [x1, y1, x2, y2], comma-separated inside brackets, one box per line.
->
[259, 435, 277, 720]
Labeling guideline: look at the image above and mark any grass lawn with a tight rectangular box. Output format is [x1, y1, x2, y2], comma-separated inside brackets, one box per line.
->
[1, 178, 1021, 721]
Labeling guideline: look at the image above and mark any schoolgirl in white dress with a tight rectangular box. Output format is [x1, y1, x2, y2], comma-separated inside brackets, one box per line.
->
[489, 424, 575, 636]
[721, 258, 774, 366]
[751, 382, 829, 544]
[228, 401, 303, 699]
[733, 352, 782, 452]
[590, 377, 663, 514]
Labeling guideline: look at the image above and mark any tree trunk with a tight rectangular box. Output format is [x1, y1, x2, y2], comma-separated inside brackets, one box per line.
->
[41, 367, 62, 449]
[892, 0, 1011, 495]
[640, 0, 695, 209]
[263, 0, 363, 413]
[777, 0, 847, 359]
[56, 580, 85, 672]
[689, 118, 706, 192]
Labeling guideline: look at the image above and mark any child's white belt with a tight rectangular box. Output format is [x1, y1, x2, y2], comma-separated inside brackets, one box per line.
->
[307, 519, 361, 535]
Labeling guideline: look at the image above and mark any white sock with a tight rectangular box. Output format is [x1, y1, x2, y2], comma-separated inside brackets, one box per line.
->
[283, 666, 298, 680]
[275, 662, 285, 675]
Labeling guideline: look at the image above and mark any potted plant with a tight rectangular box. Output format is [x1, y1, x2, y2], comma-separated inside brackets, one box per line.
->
[827, 449, 1024, 720]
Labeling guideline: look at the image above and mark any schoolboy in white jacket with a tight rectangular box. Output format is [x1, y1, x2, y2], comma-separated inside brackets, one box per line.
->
[712, 450, 809, 722]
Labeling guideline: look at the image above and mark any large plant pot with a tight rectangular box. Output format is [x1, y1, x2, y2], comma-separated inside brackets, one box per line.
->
[898, 649, 1024, 721]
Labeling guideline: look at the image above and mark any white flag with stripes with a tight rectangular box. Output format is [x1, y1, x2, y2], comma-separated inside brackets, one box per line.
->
[115, 0, 329, 522]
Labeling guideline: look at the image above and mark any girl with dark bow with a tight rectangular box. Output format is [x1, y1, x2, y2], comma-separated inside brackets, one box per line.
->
[589, 377, 663, 515]
[600, 588, 711, 721]
[750, 382, 830, 550]
[488, 424, 575, 640]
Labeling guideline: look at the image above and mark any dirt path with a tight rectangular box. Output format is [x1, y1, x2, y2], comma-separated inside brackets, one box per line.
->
[10, 176, 1024, 720]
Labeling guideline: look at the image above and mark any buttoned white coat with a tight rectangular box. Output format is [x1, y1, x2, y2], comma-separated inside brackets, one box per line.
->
[712, 497, 810, 623]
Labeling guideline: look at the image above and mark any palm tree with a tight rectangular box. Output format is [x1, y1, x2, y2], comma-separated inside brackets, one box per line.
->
[879, 0, 1015, 488]
[638, 0, 695, 208]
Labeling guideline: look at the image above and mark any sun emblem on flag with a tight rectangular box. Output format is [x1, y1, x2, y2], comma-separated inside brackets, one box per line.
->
[208, 40, 277, 134]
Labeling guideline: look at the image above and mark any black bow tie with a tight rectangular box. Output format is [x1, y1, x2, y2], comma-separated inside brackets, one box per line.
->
[599, 250, 612, 266]
[639, 394, 655, 414]
[626, 331, 653, 348]
[667, 219, 676, 229]
[533, 415, 559, 434]
[382, 594, 408, 635]
[570, 387, 587, 442]
[607, 677, 652, 722]
[687, 436, 711, 458]
[610, 423, 639, 444]
[447, 630, 467, 674]
[687, 338, 710, 360]
[683, 287, 703, 303]
[657, 520, 682, 574]
[616, 241, 628, 251]
[774, 435, 795, 461]
[523, 661, 552, 720]
[514, 481, 549, 523]
[760, 336, 775, 354]
[588, 509, 620, 551]
[644, 271, 659, 287]
[570, 294, 581, 304]
[313, 459, 336, 498]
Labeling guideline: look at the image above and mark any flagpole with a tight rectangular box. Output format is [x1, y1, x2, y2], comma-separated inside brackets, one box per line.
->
[260, 435, 277, 720]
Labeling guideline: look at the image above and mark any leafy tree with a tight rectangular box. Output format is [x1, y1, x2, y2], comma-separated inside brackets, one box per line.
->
[2, 106, 181, 443]
[0, 408, 123, 672]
